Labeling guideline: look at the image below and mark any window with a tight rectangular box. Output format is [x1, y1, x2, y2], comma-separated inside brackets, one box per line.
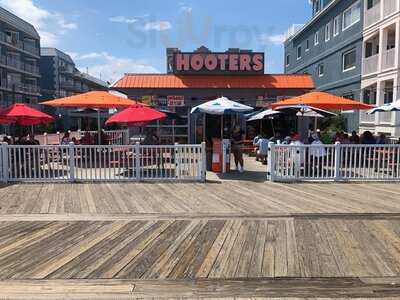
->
[343, 1, 361, 30]
[297, 46, 302, 59]
[5, 30, 19, 45]
[342, 49, 356, 72]
[314, 31, 319, 45]
[286, 54, 290, 66]
[318, 64, 324, 77]
[333, 16, 340, 36]
[325, 23, 331, 42]
[313, 0, 323, 15]
[306, 39, 310, 51]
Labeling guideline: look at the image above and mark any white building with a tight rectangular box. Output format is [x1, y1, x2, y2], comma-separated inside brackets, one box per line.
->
[360, 0, 400, 137]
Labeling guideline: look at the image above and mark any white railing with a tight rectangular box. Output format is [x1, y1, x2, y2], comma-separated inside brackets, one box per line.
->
[268, 143, 400, 182]
[363, 54, 379, 75]
[365, 3, 381, 28]
[379, 111, 393, 123]
[0, 143, 206, 183]
[384, 0, 398, 17]
[360, 111, 376, 123]
[383, 48, 396, 70]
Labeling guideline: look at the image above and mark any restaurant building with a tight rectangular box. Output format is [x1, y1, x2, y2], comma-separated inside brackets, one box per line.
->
[112, 46, 314, 143]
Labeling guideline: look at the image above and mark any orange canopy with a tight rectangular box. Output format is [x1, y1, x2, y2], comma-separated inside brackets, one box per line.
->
[271, 91, 375, 111]
[40, 91, 137, 109]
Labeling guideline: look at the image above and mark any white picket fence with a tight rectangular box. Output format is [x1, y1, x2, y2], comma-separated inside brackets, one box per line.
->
[0, 143, 206, 183]
[267, 143, 400, 182]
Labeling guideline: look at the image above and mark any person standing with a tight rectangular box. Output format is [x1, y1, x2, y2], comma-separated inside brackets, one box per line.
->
[231, 125, 245, 173]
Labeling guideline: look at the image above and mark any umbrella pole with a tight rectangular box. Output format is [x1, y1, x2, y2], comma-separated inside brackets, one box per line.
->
[271, 119, 275, 137]
[97, 110, 101, 145]
[260, 120, 263, 134]
[220, 115, 223, 140]
[203, 113, 206, 142]
[314, 117, 318, 131]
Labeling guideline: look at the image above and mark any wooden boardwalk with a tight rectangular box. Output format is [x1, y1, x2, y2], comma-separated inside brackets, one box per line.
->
[1, 181, 400, 216]
[1, 158, 400, 299]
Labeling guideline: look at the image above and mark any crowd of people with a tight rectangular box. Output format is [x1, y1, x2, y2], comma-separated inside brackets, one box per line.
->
[252, 130, 400, 164]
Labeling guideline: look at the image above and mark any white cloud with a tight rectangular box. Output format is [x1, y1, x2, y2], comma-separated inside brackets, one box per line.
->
[180, 6, 193, 13]
[143, 21, 172, 31]
[109, 16, 137, 24]
[0, 0, 78, 46]
[75, 52, 159, 83]
[259, 33, 286, 46]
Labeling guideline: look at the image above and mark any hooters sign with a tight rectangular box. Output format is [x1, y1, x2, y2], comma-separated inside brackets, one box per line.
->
[172, 51, 264, 74]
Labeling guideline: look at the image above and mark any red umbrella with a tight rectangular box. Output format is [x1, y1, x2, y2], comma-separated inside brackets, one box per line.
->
[105, 104, 167, 126]
[0, 103, 54, 126]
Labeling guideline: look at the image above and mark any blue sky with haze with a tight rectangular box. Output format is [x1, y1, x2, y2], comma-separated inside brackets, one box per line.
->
[1, 0, 312, 83]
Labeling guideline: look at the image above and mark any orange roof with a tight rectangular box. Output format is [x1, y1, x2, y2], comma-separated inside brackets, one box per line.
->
[40, 91, 137, 109]
[271, 91, 375, 111]
[112, 74, 314, 89]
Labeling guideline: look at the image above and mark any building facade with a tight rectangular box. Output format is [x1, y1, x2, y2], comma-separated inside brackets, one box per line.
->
[359, 0, 400, 136]
[39, 47, 109, 130]
[284, 0, 364, 131]
[39, 47, 108, 100]
[112, 47, 314, 143]
[0, 6, 41, 106]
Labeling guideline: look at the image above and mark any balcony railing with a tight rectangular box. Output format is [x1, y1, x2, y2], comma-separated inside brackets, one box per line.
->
[383, 48, 396, 70]
[384, 0, 399, 18]
[379, 111, 393, 123]
[363, 54, 379, 75]
[24, 63, 39, 75]
[0, 32, 40, 57]
[360, 111, 376, 123]
[1, 82, 40, 94]
[365, 3, 381, 28]
[0, 55, 39, 75]
[60, 81, 74, 90]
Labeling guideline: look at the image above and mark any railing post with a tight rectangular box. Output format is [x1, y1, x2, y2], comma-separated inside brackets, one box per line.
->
[124, 129, 130, 145]
[135, 142, 141, 181]
[1, 143, 8, 183]
[334, 142, 341, 182]
[68, 142, 75, 182]
[267, 142, 276, 182]
[175, 143, 181, 179]
[201, 142, 207, 182]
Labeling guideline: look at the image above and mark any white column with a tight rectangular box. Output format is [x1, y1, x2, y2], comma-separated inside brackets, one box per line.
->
[375, 80, 383, 126]
[396, 20, 400, 70]
[393, 76, 399, 126]
[378, 27, 387, 73]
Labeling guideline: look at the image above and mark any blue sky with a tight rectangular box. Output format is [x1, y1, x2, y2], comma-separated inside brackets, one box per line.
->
[1, 0, 312, 83]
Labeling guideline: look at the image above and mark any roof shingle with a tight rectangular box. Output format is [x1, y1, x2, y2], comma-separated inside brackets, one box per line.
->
[113, 74, 314, 90]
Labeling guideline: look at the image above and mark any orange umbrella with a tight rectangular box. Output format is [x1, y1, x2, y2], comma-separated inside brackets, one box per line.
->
[271, 91, 375, 111]
[40, 91, 137, 109]
[41, 91, 138, 144]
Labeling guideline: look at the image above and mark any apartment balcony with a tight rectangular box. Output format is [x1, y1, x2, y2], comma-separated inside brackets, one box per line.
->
[382, 48, 396, 70]
[365, 2, 381, 28]
[0, 32, 40, 57]
[2, 82, 40, 95]
[24, 63, 39, 75]
[363, 54, 379, 75]
[0, 55, 40, 76]
[60, 81, 75, 90]
[379, 111, 393, 123]
[383, 0, 399, 18]
[360, 111, 376, 124]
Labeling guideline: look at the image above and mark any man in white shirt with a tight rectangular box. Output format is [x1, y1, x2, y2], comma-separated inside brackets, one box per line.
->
[254, 134, 269, 163]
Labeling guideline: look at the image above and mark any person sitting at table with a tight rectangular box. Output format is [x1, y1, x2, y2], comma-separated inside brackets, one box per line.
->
[80, 132, 94, 145]
[27, 133, 40, 145]
[361, 131, 376, 144]
[2, 136, 11, 144]
[376, 133, 387, 144]
[60, 132, 71, 145]
[71, 137, 80, 145]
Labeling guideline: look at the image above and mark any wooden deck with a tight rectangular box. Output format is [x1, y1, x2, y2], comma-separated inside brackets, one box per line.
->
[1, 158, 400, 299]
